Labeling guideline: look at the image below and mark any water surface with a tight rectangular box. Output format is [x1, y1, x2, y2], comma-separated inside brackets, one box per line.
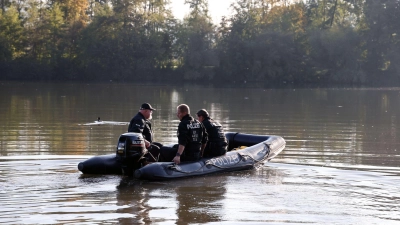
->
[1, 82, 400, 224]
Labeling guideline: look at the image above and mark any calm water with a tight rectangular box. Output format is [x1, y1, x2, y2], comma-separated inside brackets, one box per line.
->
[1, 82, 400, 224]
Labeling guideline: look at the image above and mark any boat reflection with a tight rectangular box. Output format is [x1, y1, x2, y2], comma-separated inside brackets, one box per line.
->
[114, 175, 227, 224]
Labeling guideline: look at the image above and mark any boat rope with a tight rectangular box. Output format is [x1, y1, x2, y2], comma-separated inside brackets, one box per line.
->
[167, 162, 209, 174]
[146, 151, 158, 162]
[167, 143, 271, 173]
[210, 144, 270, 169]
[242, 144, 271, 164]
[167, 157, 244, 173]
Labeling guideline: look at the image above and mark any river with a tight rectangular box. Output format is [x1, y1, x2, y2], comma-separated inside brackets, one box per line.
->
[0, 81, 399, 224]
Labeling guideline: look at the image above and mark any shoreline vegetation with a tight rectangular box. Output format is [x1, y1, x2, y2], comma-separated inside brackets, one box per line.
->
[1, 0, 399, 86]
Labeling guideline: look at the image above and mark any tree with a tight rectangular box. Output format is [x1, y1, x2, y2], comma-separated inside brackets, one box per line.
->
[1, 0, 11, 13]
[175, 0, 216, 80]
[0, 5, 24, 61]
[308, 27, 363, 83]
[76, 0, 176, 80]
[361, 0, 400, 82]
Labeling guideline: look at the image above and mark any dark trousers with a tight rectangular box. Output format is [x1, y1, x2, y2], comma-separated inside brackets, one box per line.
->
[159, 145, 200, 162]
[203, 142, 227, 157]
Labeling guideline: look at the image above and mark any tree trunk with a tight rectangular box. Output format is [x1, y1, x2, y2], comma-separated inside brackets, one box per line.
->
[330, 0, 338, 27]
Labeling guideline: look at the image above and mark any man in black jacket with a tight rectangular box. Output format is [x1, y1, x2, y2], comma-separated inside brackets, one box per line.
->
[159, 104, 208, 164]
[196, 109, 228, 157]
[128, 103, 160, 162]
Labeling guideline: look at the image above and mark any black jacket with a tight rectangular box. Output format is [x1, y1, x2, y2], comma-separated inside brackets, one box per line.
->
[202, 117, 228, 157]
[128, 112, 154, 143]
[177, 114, 208, 155]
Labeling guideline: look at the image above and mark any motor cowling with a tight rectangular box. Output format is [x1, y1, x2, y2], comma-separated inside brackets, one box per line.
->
[116, 133, 147, 175]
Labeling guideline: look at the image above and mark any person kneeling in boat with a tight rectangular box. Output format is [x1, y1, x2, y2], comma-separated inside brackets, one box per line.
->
[159, 104, 208, 164]
[196, 109, 228, 158]
[128, 103, 161, 163]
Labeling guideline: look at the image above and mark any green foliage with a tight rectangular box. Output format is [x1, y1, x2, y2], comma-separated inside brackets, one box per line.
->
[308, 27, 364, 83]
[217, 0, 308, 83]
[75, 0, 177, 81]
[1, 0, 400, 85]
[0, 5, 24, 61]
[179, 0, 217, 80]
[362, 0, 400, 80]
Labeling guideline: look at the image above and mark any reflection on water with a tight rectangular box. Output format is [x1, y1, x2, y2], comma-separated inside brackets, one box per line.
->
[1, 158, 399, 224]
[1, 83, 400, 167]
[114, 176, 227, 224]
[1, 82, 400, 224]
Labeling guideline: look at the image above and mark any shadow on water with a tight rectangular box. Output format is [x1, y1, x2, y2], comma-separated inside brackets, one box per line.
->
[112, 174, 228, 224]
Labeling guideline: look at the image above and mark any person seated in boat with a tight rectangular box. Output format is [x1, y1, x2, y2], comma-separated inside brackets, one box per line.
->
[196, 109, 228, 158]
[128, 103, 161, 162]
[159, 104, 208, 164]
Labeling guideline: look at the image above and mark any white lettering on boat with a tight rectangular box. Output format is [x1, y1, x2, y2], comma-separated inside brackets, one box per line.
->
[209, 154, 240, 166]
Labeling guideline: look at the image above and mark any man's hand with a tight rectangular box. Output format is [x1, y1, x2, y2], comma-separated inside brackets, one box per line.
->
[173, 156, 181, 164]
[144, 140, 150, 148]
[173, 145, 185, 164]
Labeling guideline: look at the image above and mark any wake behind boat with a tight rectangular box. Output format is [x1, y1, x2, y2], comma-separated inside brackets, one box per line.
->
[80, 117, 129, 126]
[78, 132, 285, 180]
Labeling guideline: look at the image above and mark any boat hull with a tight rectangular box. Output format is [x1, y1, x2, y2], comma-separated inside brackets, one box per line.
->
[77, 132, 286, 179]
[135, 134, 285, 180]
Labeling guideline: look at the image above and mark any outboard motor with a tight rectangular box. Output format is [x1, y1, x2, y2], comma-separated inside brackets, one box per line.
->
[116, 133, 147, 175]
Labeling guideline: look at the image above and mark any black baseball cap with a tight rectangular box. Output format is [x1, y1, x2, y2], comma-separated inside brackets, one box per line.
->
[140, 103, 156, 110]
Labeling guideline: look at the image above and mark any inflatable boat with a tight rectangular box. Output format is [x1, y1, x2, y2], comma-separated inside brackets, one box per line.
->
[78, 132, 285, 180]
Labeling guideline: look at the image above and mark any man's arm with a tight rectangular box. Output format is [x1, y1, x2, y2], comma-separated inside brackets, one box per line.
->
[128, 117, 145, 133]
[173, 144, 185, 164]
[128, 118, 150, 148]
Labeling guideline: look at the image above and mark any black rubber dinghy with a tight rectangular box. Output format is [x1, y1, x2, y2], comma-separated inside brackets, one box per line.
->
[134, 133, 285, 180]
[78, 132, 286, 180]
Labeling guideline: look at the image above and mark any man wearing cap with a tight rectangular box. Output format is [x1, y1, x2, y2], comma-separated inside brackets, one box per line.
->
[196, 109, 228, 157]
[128, 103, 160, 162]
